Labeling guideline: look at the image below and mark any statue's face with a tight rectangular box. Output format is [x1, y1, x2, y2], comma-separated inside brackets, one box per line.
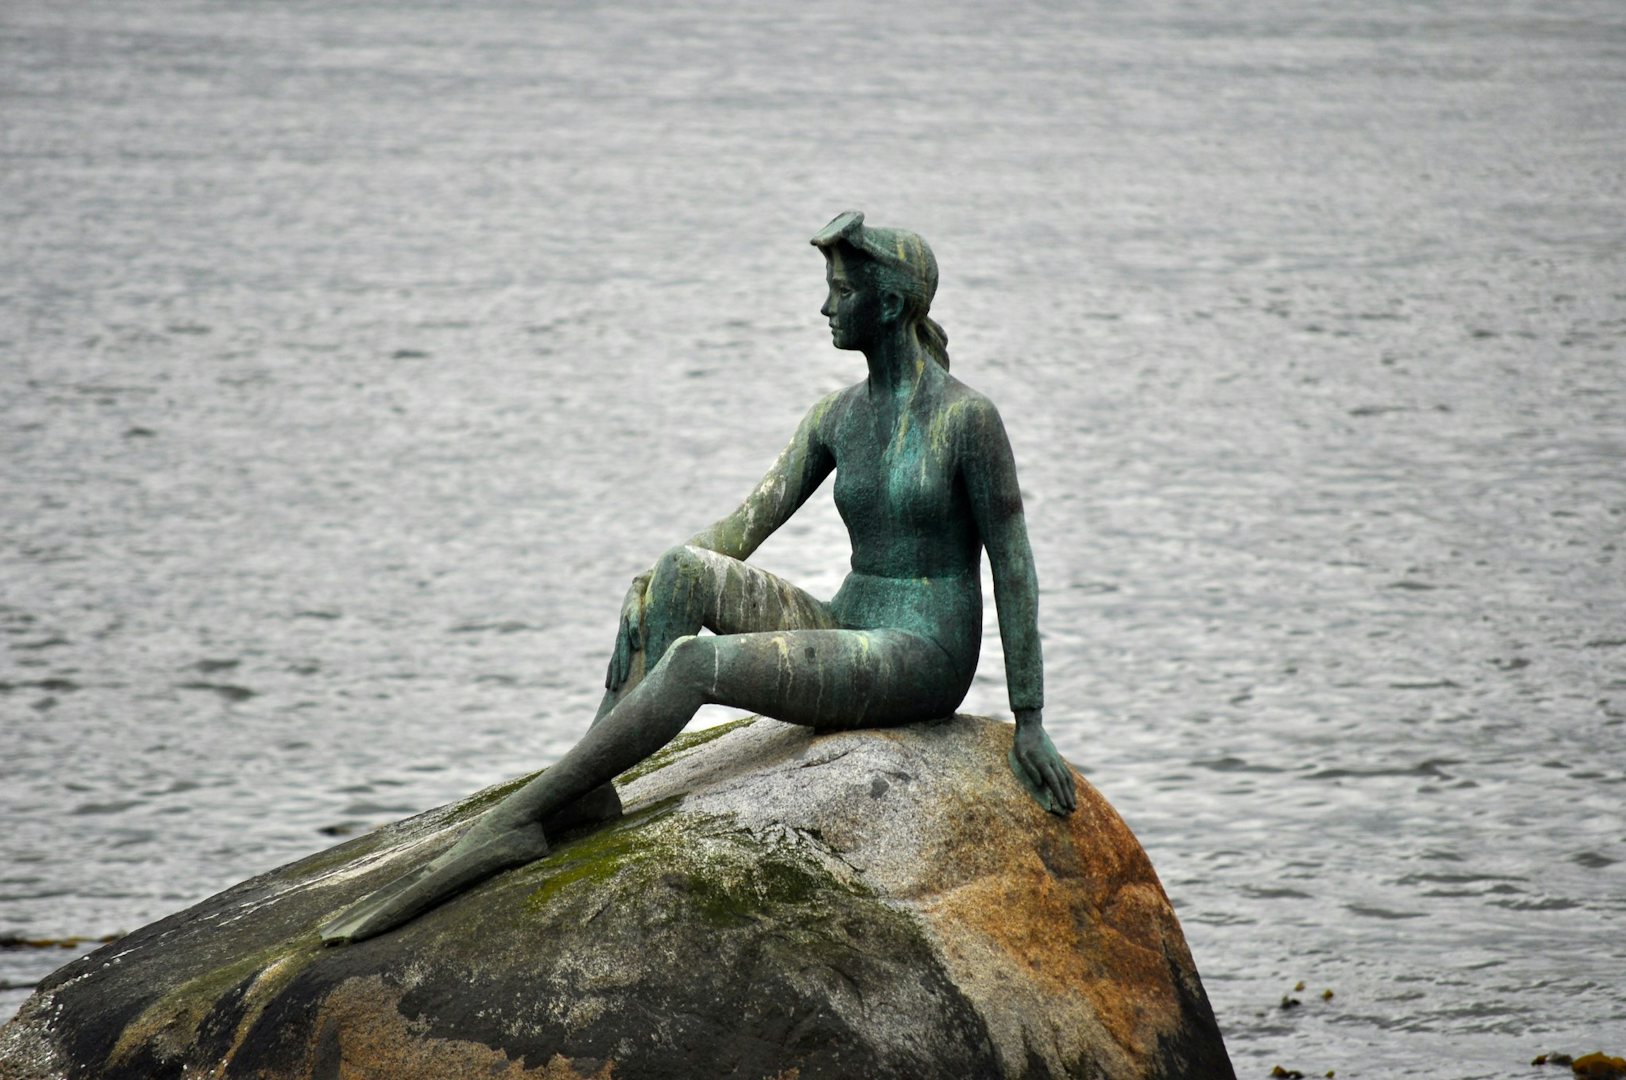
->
[821, 250, 882, 352]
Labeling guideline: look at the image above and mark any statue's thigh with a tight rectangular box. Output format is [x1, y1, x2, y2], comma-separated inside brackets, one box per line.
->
[701, 628, 960, 729]
[677, 546, 839, 635]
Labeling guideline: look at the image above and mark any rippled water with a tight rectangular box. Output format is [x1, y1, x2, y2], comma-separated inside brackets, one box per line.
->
[3, 1, 1623, 1074]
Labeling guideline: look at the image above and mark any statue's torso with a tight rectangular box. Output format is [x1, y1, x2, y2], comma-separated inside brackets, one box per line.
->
[822, 371, 986, 679]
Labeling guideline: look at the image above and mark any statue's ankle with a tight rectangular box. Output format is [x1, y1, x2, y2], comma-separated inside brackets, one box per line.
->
[542, 784, 622, 834]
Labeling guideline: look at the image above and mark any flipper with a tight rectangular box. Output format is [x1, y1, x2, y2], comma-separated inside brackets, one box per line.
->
[319, 783, 623, 946]
[320, 818, 549, 944]
[318, 864, 437, 945]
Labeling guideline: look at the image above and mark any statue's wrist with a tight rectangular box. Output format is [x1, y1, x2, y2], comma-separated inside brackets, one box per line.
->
[1014, 707, 1044, 730]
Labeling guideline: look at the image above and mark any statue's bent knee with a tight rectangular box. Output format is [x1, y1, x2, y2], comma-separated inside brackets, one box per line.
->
[656, 634, 710, 688]
[652, 543, 709, 581]
[647, 545, 712, 615]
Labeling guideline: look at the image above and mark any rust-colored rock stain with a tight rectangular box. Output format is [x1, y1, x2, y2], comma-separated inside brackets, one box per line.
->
[913, 722, 1195, 1069]
[304, 976, 614, 1080]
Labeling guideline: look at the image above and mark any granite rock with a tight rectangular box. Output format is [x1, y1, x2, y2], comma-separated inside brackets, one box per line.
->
[0, 715, 1233, 1079]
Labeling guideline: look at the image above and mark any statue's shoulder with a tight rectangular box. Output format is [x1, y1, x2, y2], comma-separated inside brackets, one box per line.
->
[936, 375, 1007, 435]
[806, 381, 865, 429]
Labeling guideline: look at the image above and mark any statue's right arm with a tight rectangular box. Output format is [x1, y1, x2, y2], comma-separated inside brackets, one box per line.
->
[683, 392, 840, 559]
[606, 394, 839, 691]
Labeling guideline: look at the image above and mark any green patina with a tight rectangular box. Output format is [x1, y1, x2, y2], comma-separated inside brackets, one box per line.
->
[276, 768, 549, 888]
[298, 717, 742, 902]
[316, 213, 1073, 947]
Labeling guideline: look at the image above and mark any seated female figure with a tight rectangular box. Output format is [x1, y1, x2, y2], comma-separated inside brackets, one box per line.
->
[322, 211, 1075, 945]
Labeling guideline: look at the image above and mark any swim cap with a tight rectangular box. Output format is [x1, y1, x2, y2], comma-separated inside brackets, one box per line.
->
[811, 210, 938, 308]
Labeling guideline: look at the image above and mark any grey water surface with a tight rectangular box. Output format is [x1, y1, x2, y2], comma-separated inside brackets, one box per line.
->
[2, 1, 1623, 1075]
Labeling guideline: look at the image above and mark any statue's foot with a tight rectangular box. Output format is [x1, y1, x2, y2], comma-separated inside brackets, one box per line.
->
[320, 817, 549, 945]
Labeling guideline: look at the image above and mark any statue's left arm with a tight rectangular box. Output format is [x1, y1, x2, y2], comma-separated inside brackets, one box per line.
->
[962, 397, 1077, 815]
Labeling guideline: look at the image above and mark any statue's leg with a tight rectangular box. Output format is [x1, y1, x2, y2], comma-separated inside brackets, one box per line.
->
[322, 549, 840, 944]
[682, 627, 965, 730]
[451, 625, 961, 836]
[526, 545, 844, 817]
[593, 543, 839, 725]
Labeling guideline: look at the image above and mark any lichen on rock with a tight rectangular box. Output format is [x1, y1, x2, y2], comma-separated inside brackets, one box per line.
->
[0, 715, 1233, 1080]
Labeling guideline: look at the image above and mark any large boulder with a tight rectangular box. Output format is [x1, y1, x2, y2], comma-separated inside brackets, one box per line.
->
[0, 715, 1234, 1080]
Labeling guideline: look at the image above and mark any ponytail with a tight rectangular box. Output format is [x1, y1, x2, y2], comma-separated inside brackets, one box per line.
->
[917, 316, 950, 371]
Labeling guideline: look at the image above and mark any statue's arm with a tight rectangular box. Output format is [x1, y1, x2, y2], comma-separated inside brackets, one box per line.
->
[962, 397, 1076, 814]
[962, 398, 1043, 713]
[605, 395, 838, 694]
[684, 393, 839, 560]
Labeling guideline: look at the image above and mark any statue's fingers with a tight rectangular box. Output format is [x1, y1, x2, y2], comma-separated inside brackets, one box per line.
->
[1052, 764, 1076, 813]
[619, 595, 643, 651]
[1038, 758, 1056, 789]
[1019, 748, 1045, 792]
[1039, 762, 1067, 814]
[608, 633, 630, 691]
[1040, 760, 1069, 812]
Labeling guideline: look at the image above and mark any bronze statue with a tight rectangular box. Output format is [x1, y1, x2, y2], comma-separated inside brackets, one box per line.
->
[321, 211, 1075, 945]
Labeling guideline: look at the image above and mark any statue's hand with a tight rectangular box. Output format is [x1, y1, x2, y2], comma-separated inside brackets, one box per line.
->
[1011, 713, 1077, 816]
[605, 571, 652, 692]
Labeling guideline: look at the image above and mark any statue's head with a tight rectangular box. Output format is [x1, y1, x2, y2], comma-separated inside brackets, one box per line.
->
[811, 211, 949, 370]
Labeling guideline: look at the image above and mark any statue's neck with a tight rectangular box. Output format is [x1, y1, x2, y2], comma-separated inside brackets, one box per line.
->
[862, 326, 924, 396]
